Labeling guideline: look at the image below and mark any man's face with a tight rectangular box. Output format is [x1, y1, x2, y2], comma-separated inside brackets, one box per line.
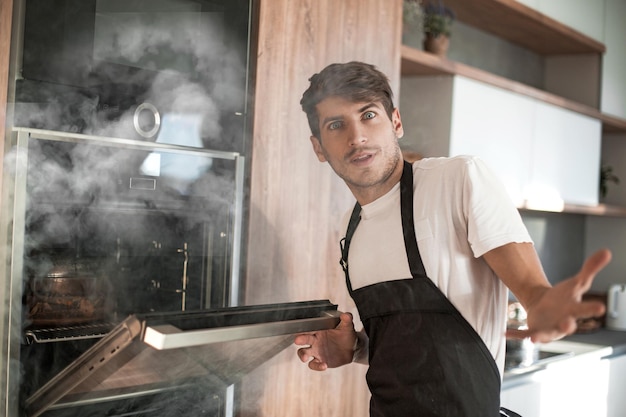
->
[310, 96, 404, 202]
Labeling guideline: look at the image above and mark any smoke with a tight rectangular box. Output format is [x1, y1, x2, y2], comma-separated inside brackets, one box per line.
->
[8, 2, 251, 414]
[15, 0, 249, 151]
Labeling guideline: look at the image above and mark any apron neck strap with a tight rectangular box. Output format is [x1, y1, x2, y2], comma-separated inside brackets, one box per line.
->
[340, 202, 361, 293]
[340, 160, 427, 292]
[400, 160, 427, 277]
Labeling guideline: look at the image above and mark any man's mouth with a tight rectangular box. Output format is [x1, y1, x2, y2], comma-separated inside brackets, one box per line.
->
[350, 152, 374, 163]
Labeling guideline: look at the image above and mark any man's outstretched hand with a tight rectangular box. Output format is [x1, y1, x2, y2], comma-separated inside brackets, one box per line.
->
[507, 249, 611, 343]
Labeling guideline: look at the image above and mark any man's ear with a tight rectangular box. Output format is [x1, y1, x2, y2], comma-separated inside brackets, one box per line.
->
[309, 136, 327, 162]
[392, 108, 404, 139]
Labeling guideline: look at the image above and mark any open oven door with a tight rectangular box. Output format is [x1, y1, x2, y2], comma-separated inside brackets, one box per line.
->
[24, 300, 341, 417]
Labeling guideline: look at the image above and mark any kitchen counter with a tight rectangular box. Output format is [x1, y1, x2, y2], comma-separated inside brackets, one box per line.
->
[562, 328, 626, 356]
[502, 328, 626, 387]
[501, 328, 626, 416]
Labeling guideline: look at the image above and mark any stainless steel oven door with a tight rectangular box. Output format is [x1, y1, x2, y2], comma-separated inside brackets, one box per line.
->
[24, 300, 341, 417]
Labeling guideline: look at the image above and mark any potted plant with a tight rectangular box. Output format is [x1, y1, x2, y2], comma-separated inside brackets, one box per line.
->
[600, 163, 620, 199]
[402, 0, 424, 48]
[403, 0, 423, 30]
[422, 1, 455, 56]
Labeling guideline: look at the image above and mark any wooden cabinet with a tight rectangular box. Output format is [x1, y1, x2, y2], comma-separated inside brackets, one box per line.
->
[501, 353, 626, 417]
[501, 374, 544, 416]
[0, 0, 13, 185]
[515, 0, 626, 120]
[602, 0, 626, 119]
[501, 353, 618, 416]
[531, 101, 601, 207]
[607, 354, 626, 416]
[437, 0, 605, 55]
[449, 77, 534, 205]
[400, 75, 602, 207]
[401, 0, 626, 216]
[241, 1, 402, 416]
[513, 0, 605, 42]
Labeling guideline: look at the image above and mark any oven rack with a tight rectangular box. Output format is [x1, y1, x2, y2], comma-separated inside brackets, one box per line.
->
[24, 322, 117, 344]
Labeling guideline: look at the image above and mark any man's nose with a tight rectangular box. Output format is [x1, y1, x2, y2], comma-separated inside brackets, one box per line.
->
[347, 123, 367, 146]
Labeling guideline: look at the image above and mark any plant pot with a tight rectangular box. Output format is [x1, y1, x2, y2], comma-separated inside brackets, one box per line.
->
[423, 34, 450, 56]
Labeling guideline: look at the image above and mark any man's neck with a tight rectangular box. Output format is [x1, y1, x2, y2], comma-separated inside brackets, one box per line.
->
[350, 160, 404, 206]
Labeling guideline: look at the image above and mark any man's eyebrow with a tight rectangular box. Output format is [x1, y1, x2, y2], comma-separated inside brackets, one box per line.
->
[321, 114, 343, 126]
[321, 103, 379, 126]
[357, 103, 378, 113]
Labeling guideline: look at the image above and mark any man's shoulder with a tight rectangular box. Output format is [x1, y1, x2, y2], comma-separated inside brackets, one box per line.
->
[413, 154, 481, 173]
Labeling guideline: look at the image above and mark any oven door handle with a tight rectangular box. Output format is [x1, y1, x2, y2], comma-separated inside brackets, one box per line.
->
[143, 311, 341, 350]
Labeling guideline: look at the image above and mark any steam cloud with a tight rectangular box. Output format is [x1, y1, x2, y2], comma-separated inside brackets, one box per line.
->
[7, 2, 252, 415]
[15, 1, 248, 150]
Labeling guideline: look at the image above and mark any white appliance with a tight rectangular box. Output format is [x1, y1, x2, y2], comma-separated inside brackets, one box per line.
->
[606, 284, 626, 331]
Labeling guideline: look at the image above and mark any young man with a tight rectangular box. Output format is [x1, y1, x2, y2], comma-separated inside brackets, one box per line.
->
[294, 61, 611, 417]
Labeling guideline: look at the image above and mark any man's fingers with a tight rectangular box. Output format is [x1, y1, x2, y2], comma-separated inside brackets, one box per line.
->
[308, 358, 328, 371]
[297, 347, 328, 371]
[575, 300, 606, 319]
[577, 249, 611, 288]
[297, 346, 313, 363]
[294, 333, 317, 346]
[337, 312, 354, 329]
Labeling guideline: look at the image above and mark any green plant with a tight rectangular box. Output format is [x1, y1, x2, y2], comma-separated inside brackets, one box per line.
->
[422, 1, 455, 38]
[600, 164, 620, 198]
[403, 0, 423, 27]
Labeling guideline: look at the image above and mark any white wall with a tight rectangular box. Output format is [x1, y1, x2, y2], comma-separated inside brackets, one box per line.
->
[514, 0, 605, 42]
[585, 216, 626, 291]
[585, 133, 626, 291]
[601, 0, 626, 118]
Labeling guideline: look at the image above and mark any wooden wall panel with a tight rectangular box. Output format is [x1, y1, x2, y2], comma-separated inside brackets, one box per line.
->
[0, 0, 13, 413]
[242, 0, 401, 416]
[0, 0, 13, 185]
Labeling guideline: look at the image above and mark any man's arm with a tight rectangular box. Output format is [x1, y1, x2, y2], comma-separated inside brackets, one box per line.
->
[482, 242, 611, 343]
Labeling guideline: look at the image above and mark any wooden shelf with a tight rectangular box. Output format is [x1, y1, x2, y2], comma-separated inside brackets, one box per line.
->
[442, 0, 605, 55]
[600, 113, 626, 134]
[401, 45, 626, 134]
[400, 0, 624, 218]
[520, 203, 626, 218]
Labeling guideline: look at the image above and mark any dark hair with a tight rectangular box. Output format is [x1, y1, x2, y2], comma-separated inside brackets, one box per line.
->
[300, 61, 395, 138]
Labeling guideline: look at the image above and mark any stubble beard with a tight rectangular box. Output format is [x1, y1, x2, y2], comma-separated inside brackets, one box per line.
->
[342, 137, 403, 191]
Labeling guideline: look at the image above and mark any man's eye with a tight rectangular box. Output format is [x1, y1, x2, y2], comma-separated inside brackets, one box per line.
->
[328, 121, 342, 130]
[363, 111, 376, 119]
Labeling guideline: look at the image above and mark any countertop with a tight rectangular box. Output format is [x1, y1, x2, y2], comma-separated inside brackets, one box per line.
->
[562, 328, 626, 356]
[502, 328, 626, 387]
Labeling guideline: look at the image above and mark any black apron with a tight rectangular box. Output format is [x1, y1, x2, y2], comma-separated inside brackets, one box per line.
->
[340, 160, 507, 417]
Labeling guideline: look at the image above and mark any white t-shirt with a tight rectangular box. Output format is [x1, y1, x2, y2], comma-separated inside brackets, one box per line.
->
[344, 155, 532, 376]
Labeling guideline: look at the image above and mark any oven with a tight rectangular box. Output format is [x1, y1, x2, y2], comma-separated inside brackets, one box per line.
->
[13, 0, 251, 153]
[15, 128, 246, 314]
[3, 128, 342, 416]
[7, 127, 243, 415]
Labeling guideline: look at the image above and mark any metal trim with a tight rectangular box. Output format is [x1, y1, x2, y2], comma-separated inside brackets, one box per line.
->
[229, 154, 245, 307]
[133, 102, 161, 139]
[12, 127, 241, 160]
[25, 316, 145, 417]
[144, 311, 341, 350]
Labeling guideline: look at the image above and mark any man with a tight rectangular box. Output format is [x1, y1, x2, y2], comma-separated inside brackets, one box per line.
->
[294, 61, 611, 417]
